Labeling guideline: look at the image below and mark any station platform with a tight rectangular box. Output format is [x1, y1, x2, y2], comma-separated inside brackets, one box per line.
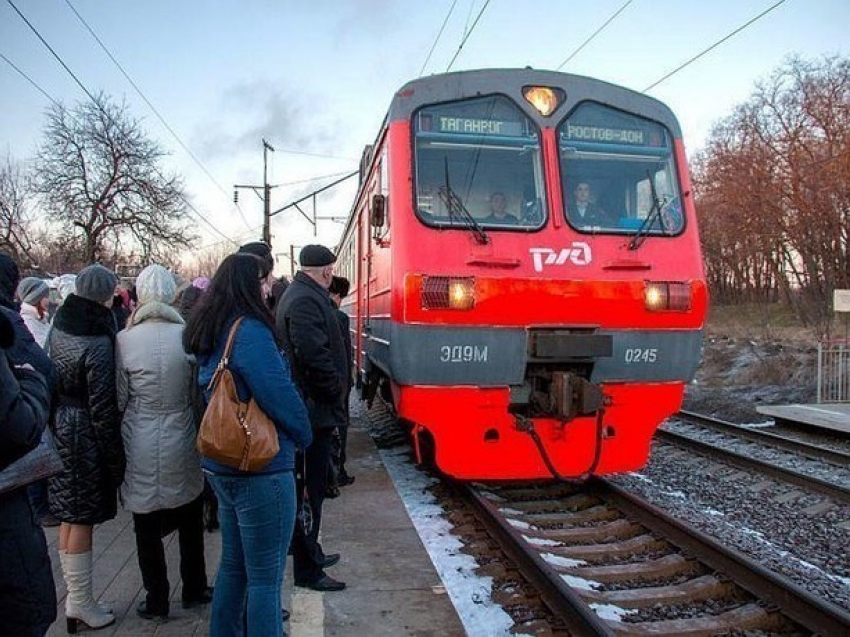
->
[43, 416, 465, 636]
[756, 402, 850, 435]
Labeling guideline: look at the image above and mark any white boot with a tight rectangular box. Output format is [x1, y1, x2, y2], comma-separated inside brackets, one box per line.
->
[61, 551, 115, 633]
[58, 551, 112, 613]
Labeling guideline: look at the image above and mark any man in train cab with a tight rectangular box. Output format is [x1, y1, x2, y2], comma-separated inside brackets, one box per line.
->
[275, 244, 348, 592]
[569, 181, 610, 226]
[482, 191, 518, 224]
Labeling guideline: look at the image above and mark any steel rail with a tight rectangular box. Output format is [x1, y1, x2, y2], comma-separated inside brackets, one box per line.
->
[656, 429, 850, 504]
[596, 478, 850, 636]
[678, 409, 850, 467]
[460, 483, 616, 637]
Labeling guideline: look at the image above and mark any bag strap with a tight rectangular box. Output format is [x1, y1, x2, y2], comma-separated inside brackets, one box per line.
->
[206, 316, 245, 392]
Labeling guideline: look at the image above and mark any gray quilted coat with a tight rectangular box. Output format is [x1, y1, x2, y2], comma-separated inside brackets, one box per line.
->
[47, 294, 125, 524]
[116, 301, 203, 513]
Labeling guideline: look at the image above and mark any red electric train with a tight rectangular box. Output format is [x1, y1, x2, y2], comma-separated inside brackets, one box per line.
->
[335, 68, 708, 480]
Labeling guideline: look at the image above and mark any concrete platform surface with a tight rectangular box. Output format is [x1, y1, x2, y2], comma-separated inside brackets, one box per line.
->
[43, 416, 465, 636]
[756, 402, 850, 435]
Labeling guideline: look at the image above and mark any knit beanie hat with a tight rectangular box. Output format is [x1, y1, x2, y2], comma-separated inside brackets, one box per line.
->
[135, 264, 176, 305]
[16, 277, 50, 305]
[75, 264, 118, 304]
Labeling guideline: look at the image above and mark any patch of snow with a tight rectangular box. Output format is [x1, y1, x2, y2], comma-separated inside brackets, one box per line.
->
[739, 420, 775, 428]
[560, 574, 602, 590]
[523, 535, 563, 547]
[541, 552, 586, 568]
[379, 448, 514, 637]
[497, 507, 526, 515]
[589, 602, 638, 621]
[506, 518, 533, 530]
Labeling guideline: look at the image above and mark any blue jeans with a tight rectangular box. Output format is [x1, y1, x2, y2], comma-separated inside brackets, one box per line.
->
[207, 471, 296, 637]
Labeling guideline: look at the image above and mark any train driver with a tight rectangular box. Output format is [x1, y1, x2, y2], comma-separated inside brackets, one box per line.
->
[569, 181, 610, 226]
[482, 191, 518, 225]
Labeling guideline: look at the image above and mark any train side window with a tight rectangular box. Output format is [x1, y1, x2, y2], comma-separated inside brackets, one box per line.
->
[412, 95, 546, 232]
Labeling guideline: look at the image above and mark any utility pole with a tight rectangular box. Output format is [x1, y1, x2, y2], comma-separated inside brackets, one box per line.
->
[262, 139, 274, 247]
[234, 139, 276, 249]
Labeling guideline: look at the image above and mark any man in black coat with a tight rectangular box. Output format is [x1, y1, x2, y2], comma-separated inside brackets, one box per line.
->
[276, 244, 347, 592]
[0, 309, 58, 635]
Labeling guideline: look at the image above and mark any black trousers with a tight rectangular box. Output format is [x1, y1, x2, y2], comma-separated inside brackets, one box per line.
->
[291, 427, 333, 583]
[0, 488, 56, 636]
[133, 494, 208, 610]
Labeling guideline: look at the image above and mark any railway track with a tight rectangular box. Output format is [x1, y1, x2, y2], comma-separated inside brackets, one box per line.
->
[660, 413, 850, 504]
[678, 409, 850, 466]
[462, 480, 850, 635]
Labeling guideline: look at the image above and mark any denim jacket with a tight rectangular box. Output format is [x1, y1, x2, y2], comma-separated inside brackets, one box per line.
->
[197, 316, 312, 474]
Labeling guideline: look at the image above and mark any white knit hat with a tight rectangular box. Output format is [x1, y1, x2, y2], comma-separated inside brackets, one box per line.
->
[135, 264, 176, 305]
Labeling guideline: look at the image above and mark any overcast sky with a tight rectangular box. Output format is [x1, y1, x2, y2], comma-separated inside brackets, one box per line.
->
[2, 0, 848, 272]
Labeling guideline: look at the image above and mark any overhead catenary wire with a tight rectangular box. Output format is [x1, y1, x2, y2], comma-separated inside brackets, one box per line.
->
[0, 52, 58, 105]
[643, 0, 787, 92]
[556, 0, 633, 71]
[4, 1, 238, 247]
[419, 0, 459, 77]
[445, 0, 492, 72]
[62, 0, 253, 232]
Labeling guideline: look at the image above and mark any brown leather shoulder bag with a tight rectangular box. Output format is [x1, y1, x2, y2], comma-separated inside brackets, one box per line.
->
[196, 316, 280, 471]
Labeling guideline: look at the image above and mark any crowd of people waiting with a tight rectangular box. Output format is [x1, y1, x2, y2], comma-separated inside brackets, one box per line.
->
[0, 240, 355, 637]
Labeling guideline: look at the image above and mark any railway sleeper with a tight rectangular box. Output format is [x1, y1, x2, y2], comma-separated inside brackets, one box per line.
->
[606, 602, 787, 636]
[518, 518, 643, 543]
[524, 505, 620, 526]
[547, 534, 667, 560]
[579, 573, 736, 607]
[562, 553, 695, 584]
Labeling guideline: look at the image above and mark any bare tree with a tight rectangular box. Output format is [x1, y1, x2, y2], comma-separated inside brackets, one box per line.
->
[32, 93, 196, 264]
[190, 242, 233, 279]
[0, 153, 37, 264]
[694, 55, 849, 335]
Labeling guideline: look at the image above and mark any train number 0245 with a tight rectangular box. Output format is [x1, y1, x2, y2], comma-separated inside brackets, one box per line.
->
[624, 348, 658, 363]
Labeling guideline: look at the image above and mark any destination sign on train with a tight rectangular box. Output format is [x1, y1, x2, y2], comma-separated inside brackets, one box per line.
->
[563, 123, 646, 145]
[437, 116, 525, 137]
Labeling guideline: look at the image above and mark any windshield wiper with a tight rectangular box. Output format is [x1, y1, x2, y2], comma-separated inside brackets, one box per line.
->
[437, 159, 489, 245]
[628, 168, 669, 250]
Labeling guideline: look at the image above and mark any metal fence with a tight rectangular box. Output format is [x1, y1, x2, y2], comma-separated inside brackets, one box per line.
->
[817, 339, 850, 403]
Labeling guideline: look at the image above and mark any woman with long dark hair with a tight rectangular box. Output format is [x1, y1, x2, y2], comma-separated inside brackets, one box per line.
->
[183, 253, 312, 637]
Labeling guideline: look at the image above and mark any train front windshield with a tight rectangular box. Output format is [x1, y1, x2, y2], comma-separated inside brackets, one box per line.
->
[413, 95, 546, 231]
[558, 102, 683, 236]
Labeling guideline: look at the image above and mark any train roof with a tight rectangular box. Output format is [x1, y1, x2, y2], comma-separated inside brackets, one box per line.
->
[388, 68, 682, 138]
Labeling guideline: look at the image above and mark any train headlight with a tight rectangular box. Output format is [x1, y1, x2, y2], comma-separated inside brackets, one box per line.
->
[645, 281, 692, 312]
[422, 276, 475, 310]
[522, 86, 565, 117]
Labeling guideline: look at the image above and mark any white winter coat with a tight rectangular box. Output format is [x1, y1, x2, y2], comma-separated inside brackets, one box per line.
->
[20, 303, 50, 348]
[115, 301, 203, 513]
